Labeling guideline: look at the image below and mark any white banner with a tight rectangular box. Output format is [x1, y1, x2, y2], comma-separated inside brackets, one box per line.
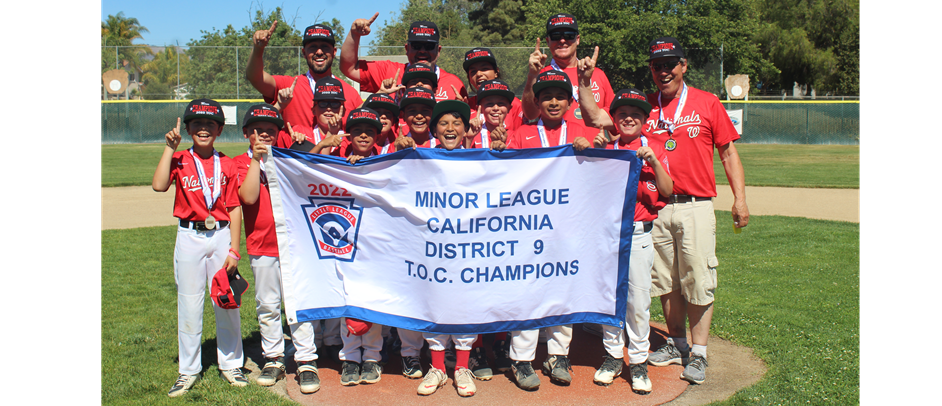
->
[266, 146, 641, 334]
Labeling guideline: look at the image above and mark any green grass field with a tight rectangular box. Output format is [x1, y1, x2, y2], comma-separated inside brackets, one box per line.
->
[102, 143, 859, 189]
[102, 212, 859, 405]
[101, 140, 859, 403]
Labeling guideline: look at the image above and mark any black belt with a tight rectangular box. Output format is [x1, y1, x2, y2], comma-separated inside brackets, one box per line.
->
[668, 195, 711, 204]
[635, 221, 653, 233]
[179, 219, 230, 231]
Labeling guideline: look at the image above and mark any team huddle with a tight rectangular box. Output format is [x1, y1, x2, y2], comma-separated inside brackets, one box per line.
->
[153, 11, 750, 399]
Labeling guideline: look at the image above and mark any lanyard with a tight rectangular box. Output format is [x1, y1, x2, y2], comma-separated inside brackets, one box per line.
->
[479, 123, 504, 149]
[536, 119, 567, 148]
[657, 82, 688, 135]
[549, 59, 579, 103]
[188, 148, 221, 211]
[613, 135, 648, 150]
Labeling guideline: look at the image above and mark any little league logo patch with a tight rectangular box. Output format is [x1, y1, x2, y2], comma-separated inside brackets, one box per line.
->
[302, 198, 363, 262]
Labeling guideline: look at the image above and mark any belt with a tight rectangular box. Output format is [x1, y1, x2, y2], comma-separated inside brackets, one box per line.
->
[668, 194, 712, 204]
[179, 219, 230, 231]
[634, 221, 653, 233]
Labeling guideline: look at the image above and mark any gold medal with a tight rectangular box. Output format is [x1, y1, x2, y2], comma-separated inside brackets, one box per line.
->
[204, 215, 216, 230]
[665, 138, 677, 151]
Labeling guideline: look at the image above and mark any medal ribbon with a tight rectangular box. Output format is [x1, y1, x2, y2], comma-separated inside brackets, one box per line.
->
[657, 82, 688, 135]
[537, 119, 567, 148]
[189, 148, 221, 213]
[549, 59, 579, 103]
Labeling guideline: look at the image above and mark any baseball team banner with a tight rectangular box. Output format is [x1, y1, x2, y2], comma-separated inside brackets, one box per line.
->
[265, 146, 641, 334]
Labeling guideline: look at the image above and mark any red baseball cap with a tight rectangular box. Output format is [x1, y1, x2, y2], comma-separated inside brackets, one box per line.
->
[211, 268, 249, 309]
[345, 318, 373, 336]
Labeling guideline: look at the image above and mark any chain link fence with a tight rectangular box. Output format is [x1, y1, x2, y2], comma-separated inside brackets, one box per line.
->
[101, 99, 858, 145]
[102, 45, 858, 145]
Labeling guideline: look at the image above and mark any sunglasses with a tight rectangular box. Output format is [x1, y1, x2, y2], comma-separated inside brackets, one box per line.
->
[316, 101, 342, 109]
[410, 42, 437, 51]
[548, 31, 578, 41]
[651, 59, 682, 71]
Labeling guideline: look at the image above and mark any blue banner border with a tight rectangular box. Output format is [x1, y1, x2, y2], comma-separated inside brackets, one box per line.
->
[274, 145, 642, 334]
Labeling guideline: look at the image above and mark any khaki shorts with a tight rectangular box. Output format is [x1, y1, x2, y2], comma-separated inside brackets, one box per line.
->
[650, 199, 718, 305]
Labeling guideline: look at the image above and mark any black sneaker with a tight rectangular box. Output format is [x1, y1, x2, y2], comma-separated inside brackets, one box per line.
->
[297, 360, 320, 394]
[256, 357, 286, 386]
[592, 354, 623, 386]
[340, 361, 360, 386]
[401, 355, 423, 379]
[360, 361, 382, 384]
[542, 354, 573, 385]
[468, 347, 493, 380]
[511, 360, 540, 390]
[492, 339, 512, 372]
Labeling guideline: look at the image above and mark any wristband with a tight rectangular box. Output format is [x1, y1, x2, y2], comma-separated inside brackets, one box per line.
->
[228, 248, 241, 260]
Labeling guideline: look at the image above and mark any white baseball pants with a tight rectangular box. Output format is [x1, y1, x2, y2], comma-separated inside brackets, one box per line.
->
[249, 255, 317, 362]
[173, 225, 243, 375]
[601, 221, 654, 364]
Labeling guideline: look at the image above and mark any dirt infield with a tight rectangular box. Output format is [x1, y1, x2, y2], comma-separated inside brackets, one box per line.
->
[102, 185, 858, 230]
[101, 185, 856, 404]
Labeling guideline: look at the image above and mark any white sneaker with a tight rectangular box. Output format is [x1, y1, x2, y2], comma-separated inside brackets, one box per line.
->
[417, 367, 447, 396]
[629, 363, 653, 394]
[454, 367, 477, 397]
[219, 368, 248, 387]
[168, 373, 200, 397]
[593, 355, 623, 386]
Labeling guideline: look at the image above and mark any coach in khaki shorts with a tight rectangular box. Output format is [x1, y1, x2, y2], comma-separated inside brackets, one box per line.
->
[641, 37, 750, 385]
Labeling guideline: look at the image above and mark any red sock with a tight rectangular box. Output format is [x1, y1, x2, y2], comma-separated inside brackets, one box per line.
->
[495, 332, 507, 341]
[456, 349, 470, 370]
[431, 349, 446, 371]
[472, 334, 483, 348]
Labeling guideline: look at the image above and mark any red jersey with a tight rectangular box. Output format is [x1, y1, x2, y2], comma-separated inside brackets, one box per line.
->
[539, 64, 615, 125]
[170, 150, 240, 222]
[233, 152, 279, 257]
[468, 95, 526, 132]
[506, 119, 593, 149]
[266, 74, 362, 135]
[357, 60, 468, 101]
[644, 85, 739, 197]
[602, 137, 670, 222]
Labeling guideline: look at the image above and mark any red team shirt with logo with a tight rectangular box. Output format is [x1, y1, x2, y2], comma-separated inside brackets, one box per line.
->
[506, 119, 592, 149]
[266, 74, 362, 143]
[233, 153, 279, 257]
[539, 65, 615, 124]
[644, 86, 739, 198]
[602, 138, 670, 222]
[170, 151, 240, 222]
[357, 60, 468, 101]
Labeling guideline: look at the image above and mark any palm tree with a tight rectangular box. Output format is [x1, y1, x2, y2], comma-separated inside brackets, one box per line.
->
[142, 47, 189, 100]
[101, 12, 152, 79]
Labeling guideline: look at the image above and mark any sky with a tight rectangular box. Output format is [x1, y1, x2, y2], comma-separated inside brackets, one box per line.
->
[101, 0, 404, 46]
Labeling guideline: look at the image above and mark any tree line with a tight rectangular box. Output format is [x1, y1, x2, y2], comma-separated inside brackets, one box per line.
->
[101, 0, 858, 99]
